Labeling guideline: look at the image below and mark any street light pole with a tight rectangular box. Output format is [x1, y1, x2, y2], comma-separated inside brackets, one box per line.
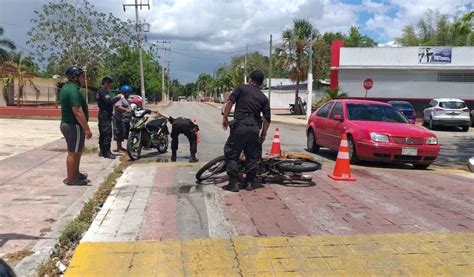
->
[268, 34, 272, 107]
[307, 38, 313, 120]
[244, 44, 249, 84]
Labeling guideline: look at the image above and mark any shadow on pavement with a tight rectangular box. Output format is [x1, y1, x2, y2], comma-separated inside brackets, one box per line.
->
[0, 233, 43, 248]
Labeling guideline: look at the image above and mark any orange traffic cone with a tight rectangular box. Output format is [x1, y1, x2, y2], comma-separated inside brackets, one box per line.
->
[328, 133, 356, 181]
[269, 128, 281, 157]
[193, 119, 201, 143]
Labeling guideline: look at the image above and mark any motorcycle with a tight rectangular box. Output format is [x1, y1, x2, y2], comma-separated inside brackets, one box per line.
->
[127, 109, 169, 160]
[196, 152, 321, 183]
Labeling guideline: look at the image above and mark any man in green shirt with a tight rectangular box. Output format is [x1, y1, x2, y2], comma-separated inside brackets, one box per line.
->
[59, 66, 93, 186]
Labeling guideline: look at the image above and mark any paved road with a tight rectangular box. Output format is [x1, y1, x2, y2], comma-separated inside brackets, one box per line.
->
[66, 102, 474, 276]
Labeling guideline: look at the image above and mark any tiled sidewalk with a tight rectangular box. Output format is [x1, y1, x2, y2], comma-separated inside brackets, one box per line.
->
[66, 232, 473, 276]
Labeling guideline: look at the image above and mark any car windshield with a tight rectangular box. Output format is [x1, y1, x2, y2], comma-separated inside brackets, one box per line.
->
[439, 101, 466, 109]
[390, 103, 413, 110]
[347, 104, 409, 123]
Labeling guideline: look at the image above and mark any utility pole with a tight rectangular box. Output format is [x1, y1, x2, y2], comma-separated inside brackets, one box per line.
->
[123, 0, 150, 106]
[165, 60, 172, 101]
[306, 38, 313, 120]
[158, 41, 170, 102]
[268, 34, 272, 108]
[244, 43, 249, 84]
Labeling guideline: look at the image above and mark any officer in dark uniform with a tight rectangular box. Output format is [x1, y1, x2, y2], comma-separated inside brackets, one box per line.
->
[96, 77, 122, 159]
[222, 70, 271, 192]
[169, 117, 199, 163]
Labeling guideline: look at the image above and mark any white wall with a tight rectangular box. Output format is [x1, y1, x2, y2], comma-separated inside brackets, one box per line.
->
[340, 47, 474, 67]
[262, 89, 325, 109]
[339, 69, 474, 100]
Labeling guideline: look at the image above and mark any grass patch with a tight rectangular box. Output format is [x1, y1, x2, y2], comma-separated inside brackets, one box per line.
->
[82, 146, 99, 154]
[37, 158, 128, 276]
[4, 249, 34, 264]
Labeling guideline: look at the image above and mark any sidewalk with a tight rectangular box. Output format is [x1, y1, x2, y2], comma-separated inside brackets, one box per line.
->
[0, 134, 117, 273]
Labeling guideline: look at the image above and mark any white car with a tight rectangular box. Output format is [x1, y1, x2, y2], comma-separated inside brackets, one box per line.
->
[423, 98, 470, 132]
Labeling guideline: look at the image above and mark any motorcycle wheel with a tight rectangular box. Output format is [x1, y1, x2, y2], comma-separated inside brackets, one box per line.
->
[127, 132, 142, 161]
[276, 159, 321, 173]
[157, 133, 168, 153]
[196, 156, 227, 183]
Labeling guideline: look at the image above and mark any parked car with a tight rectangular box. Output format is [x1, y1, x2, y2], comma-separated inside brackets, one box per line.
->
[388, 100, 416, 123]
[423, 98, 470, 132]
[307, 99, 440, 169]
[221, 102, 235, 116]
[128, 95, 143, 109]
[471, 109, 474, 127]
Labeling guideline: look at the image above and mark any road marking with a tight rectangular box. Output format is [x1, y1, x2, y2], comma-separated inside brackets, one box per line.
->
[66, 232, 473, 276]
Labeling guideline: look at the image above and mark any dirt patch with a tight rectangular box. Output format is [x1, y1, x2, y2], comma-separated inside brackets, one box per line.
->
[4, 249, 34, 264]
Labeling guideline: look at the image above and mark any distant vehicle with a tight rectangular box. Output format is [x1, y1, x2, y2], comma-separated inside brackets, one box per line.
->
[307, 99, 440, 169]
[422, 98, 470, 132]
[178, 96, 187, 102]
[471, 110, 474, 127]
[128, 95, 143, 109]
[388, 101, 416, 123]
[221, 102, 235, 116]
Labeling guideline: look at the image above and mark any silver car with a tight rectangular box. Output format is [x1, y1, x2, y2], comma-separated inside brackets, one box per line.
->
[423, 98, 470, 132]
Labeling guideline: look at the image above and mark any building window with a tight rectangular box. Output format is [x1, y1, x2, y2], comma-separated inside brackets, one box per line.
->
[438, 73, 474, 82]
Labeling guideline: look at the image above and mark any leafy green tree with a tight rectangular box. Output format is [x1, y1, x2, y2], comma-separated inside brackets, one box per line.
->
[0, 27, 16, 64]
[27, 0, 131, 81]
[8, 51, 39, 74]
[344, 26, 377, 47]
[396, 9, 473, 46]
[313, 87, 348, 108]
[99, 46, 163, 102]
[452, 11, 473, 46]
[196, 73, 213, 96]
[275, 18, 317, 104]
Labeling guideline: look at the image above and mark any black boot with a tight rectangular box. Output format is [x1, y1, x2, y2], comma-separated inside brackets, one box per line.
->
[225, 177, 240, 192]
[98, 149, 104, 157]
[103, 151, 116, 159]
[189, 154, 199, 163]
[171, 151, 177, 162]
[245, 174, 256, 191]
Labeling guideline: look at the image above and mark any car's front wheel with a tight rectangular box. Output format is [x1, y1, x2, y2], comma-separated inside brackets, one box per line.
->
[306, 129, 320, 153]
[347, 136, 361, 165]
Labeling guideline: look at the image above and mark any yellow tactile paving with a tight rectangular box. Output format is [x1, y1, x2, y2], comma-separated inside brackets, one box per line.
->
[66, 232, 474, 276]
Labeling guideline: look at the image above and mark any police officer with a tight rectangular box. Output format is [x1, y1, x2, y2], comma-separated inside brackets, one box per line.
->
[97, 77, 123, 159]
[222, 70, 271, 192]
[169, 117, 199, 163]
[113, 85, 133, 152]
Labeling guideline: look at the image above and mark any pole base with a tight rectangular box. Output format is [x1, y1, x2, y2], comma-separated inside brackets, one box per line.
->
[328, 174, 356, 181]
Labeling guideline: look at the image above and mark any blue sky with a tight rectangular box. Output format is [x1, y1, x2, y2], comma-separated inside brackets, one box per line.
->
[1, 0, 472, 83]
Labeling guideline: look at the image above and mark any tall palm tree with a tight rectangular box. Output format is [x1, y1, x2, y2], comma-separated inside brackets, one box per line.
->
[275, 19, 316, 105]
[0, 27, 16, 63]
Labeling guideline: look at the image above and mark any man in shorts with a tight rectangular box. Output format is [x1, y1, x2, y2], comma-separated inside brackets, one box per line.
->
[59, 66, 92, 186]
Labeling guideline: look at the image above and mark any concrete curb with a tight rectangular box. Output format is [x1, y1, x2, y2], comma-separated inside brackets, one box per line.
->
[205, 101, 307, 127]
[14, 159, 120, 277]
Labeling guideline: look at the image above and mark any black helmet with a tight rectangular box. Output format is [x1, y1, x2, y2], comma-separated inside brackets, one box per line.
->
[65, 66, 84, 80]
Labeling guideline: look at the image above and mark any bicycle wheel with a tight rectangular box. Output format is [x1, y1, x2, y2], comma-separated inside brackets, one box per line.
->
[276, 159, 321, 173]
[196, 156, 227, 182]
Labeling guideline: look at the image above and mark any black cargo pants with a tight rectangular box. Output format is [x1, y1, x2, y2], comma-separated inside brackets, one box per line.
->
[224, 118, 261, 183]
[171, 119, 198, 156]
[98, 113, 113, 154]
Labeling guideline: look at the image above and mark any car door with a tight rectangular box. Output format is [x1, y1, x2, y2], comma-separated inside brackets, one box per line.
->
[326, 102, 346, 150]
[313, 102, 334, 147]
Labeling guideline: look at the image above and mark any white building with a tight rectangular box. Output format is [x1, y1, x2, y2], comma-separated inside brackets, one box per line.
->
[331, 46, 474, 110]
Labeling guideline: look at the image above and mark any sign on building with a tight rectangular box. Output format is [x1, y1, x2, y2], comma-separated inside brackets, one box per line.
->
[418, 47, 452, 64]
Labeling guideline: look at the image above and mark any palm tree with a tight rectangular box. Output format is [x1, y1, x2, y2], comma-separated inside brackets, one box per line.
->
[0, 27, 16, 63]
[275, 19, 316, 105]
[9, 51, 38, 73]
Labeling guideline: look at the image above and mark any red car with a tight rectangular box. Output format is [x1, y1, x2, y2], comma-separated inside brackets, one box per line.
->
[307, 99, 440, 169]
